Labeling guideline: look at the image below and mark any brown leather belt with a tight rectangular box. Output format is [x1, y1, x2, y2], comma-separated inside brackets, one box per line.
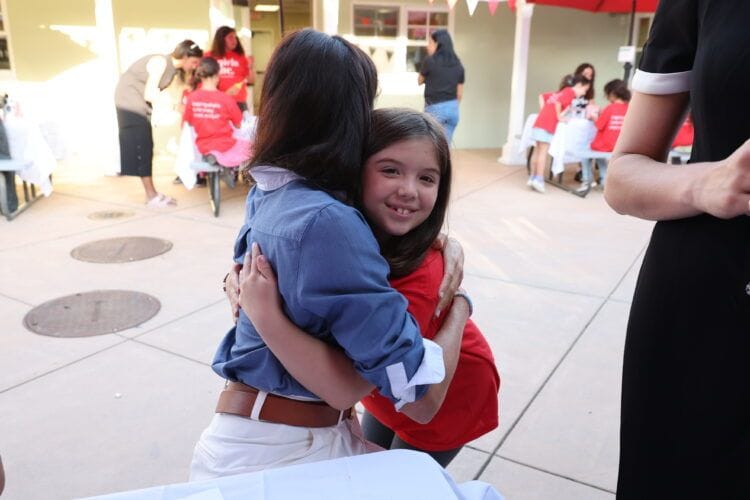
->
[216, 381, 352, 428]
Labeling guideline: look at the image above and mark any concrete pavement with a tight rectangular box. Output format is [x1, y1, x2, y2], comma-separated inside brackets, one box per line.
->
[0, 150, 653, 499]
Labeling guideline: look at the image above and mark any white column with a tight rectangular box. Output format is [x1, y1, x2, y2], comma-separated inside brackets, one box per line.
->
[95, 0, 122, 175]
[322, 0, 340, 35]
[209, 0, 236, 33]
[499, 0, 534, 165]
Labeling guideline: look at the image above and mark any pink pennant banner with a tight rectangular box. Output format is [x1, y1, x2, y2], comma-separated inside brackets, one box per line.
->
[488, 0, 501, 14]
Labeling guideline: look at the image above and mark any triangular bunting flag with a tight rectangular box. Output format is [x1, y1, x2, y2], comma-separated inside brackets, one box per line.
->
[447, 0, 458, 10]
[488, 0, 500, 15]
[466, 0, 479, 15]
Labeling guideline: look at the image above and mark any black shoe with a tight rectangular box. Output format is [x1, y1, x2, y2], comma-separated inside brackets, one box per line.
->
[195, 175, 207, 187]
[221, 168, 237, 189]
[203, 154, 219, 167]
[172, 176, 183, 185]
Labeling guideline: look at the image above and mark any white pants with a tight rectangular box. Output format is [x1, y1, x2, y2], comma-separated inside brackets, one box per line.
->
[189, 412, 379, 481]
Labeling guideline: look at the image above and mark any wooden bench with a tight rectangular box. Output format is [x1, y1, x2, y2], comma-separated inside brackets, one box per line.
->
[0, 158, 41, 221]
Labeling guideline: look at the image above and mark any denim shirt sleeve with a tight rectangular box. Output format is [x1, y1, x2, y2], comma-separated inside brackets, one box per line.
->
[296, 204, 444, 405]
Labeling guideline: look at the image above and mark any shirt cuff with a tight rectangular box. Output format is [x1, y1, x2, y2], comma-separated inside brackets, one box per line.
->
[631, 69, 692, 95]
[385, 339, 445, 411]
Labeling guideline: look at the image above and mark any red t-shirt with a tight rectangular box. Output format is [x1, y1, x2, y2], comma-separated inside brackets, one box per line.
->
[533, 87, 576, 134]
[183, 89, 242, 155]
[206, 51, 249, 103]
[672, 116, 694, 147]
[361, 250, 501, 451]
[591, 101, 628, 152]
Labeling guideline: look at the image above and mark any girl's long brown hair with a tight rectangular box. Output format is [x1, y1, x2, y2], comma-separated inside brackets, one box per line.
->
[361, 108, 452, 278]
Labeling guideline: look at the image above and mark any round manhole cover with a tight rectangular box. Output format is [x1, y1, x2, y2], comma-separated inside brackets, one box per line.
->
[70, 236, 173, 263]
[23, 290, 161, 337]
[87, 210, 135, 220]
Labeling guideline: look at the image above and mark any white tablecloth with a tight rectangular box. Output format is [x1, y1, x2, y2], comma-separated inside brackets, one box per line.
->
[84, 449, 504, 500]
[548, 118, 597, 175]
[4, 113, 56, 195]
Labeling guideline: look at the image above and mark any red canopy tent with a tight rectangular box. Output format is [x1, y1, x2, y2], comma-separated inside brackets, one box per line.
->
[509, 0, 658, 13]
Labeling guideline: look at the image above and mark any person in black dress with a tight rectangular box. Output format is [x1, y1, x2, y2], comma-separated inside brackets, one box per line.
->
[605, 1, 750, 498]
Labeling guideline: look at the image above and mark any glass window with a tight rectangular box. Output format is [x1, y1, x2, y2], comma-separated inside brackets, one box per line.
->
[353, 6, 400, 38]
[405, 8, 448, 73]
[352, 4, 450, 74]
[0, 4, 9, 70]
[0, 39, 9, 70]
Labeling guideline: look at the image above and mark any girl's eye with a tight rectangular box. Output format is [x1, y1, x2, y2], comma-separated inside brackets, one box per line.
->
[381, 167, 399, 176]
[420, 175, 437, 184]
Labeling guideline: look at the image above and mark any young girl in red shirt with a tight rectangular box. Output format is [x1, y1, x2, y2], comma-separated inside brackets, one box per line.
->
[183, 57, 252, 170]
[239, 108, 500, 467]
[528, 75, 590, 193]
[579, 79, 630, 191]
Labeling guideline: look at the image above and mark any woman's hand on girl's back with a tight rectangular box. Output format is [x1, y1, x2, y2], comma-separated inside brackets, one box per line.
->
[239, 242, 284, 332]
[433, 235, 464, 317]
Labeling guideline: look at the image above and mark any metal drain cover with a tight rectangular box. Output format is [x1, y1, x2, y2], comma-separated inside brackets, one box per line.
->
[70, 236, 172, 263]
[23, 290, 161, 337]
[87, 210, 135, 220]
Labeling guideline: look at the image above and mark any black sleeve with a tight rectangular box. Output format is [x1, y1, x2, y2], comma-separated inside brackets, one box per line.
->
[420, 56, 432, 77]
[639, 0, 698, 74]
[458, 64, 465, 84]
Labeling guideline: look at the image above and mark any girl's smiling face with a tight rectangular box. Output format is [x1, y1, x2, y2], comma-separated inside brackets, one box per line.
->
[361, 138, 441, 241]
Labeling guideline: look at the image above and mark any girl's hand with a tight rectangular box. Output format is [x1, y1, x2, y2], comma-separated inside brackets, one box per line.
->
[239, 242, 284, 331]
[224, 262, 242, 323]
[432, 235, 465, 317]
[692, 139, 750, 219]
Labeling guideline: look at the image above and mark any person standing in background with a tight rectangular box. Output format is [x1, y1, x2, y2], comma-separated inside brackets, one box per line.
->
[114, 40, 202, 208]
[206, 26, 253, 112]
[418, 29, 464, 144]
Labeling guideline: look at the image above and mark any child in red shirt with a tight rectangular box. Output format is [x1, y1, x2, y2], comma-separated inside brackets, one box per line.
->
[239, 108, 500, 467]
[183, 57, 252, 170]
[579, 79, 630, 191]
[528, 75, 591, 193]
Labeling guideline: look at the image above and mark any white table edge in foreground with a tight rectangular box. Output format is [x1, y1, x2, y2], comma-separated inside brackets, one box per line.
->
[82, 449, 504, 500]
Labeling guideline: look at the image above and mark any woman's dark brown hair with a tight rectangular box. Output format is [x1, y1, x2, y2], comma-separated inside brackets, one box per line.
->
[247, 29, 378, 197]
[361, 108, 452, 278]
[604, 79, 631, 102]
[574, 62, 595, 101]
[190, 57, 220, 89]
[211, 26, 245, 57]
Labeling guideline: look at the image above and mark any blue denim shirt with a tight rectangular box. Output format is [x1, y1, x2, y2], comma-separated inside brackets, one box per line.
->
[212, 179, 443, 405]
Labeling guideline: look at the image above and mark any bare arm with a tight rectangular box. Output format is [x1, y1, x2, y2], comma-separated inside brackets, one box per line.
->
[418, 74, 425, 85]
[605, 91, 750, 221]
[240, 244, 468, 421]
[398, 295, 467, 424]
[238, 246, 372, 410]
[144, 56, 167, 104]
[456, 84, 463, 102]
